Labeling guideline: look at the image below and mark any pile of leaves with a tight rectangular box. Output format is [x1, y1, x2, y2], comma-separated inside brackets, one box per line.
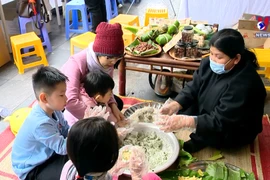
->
[158, 140, 255, 180]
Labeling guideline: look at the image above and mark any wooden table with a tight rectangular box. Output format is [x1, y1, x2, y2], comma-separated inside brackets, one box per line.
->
[118, 53, 201, 96]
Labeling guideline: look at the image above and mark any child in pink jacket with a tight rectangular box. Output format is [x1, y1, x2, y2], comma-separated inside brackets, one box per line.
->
[61, 22, 125, 126]
[81, 70, 118, 123]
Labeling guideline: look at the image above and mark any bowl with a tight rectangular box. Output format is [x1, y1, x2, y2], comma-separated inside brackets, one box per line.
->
[124, 102, 163, 118]
[122, 122, 180, 175]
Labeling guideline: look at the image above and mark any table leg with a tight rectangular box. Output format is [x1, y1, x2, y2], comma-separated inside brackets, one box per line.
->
[54, 0, 61, 26]
[119, 59, 126, 96]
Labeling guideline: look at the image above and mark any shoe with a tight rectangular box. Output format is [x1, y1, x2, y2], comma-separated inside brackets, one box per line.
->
[183, 139, 206, 153]
[118, 4, 123, 8]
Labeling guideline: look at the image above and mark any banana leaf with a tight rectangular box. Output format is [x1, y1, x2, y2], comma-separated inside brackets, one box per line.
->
[207, 150, 223, 161]
[123, 25, 139, 34]
[147, 40, 158, 48]
[128, 39, 140, 48]
[193, 27, 205, 35]
[140, 49, 158, 55]
[133, 50, 141, 55]
[178, 140, 196, 167]
[125, 39, 140, 53]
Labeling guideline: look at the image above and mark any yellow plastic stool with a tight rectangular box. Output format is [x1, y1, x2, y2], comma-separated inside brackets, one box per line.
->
[109, 14, 140, 26]
[144, 8, 168, 26]
[10, 32, 49, 74]
[70, 32, 96, 55]
[251, 48, 270, 91]
[123, 29, 135, 47]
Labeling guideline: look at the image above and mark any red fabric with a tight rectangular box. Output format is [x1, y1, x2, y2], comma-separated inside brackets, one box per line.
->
[0, 127, 15, 152]
[258, 116, 270, 180]
[93, 22, 124, 56]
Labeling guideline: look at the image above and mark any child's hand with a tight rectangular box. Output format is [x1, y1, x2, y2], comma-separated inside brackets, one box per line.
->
[129, 146, 149, 180]
[117, 127, 133, 142]
[84, 106, 110, 120]
[110, 103, 125, 121]
[116, 118, 131, 127]
[109, 145, 132, 177]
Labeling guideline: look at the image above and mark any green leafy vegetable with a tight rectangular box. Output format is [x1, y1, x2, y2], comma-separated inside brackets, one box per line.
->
[227, 168, 241, 180]
[246, 172, 255, 180]
[207, 150, 223, 161]
[179, 169, 191, 177]
[205, 162, 228, 179]
[202, 176, 214, 180]
[158, 170, 180, 180]
[178, 140, 196, 167]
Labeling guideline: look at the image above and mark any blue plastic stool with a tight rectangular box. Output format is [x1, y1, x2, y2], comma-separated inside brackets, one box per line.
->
[18, 15, 52, 53]
[105, 0, 118, 21]
[65, 0, 92, 39]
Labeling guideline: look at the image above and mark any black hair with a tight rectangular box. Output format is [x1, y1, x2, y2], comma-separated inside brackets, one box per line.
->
[83, 70, 115, 97]
[32, 66, 68, 100]
[67, 117, 119, 178]
[95, 54, 123, 69]
[209, 28, 258, 68]
[114, 59, 121, 69]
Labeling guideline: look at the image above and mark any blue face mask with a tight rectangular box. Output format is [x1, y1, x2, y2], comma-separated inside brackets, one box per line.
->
[209, 58, 231, 74]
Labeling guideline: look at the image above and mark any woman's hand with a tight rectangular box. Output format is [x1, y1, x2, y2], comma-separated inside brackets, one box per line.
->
[155, 115, 196, 132]
[110, 103, 125, 122]
[160, 99, 181, 115]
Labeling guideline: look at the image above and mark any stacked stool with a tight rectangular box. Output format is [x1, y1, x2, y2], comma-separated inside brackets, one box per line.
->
[65, 0, 92, 39]
[18, 15, 52, 52]
[109, 14, 140, 26]
[109, 14, 140, 47]
[10, 32, 48, 74]
[70, 32, 96, 55]
[144, 8, 168, 26]
[122, 29, 135, 47]
[251, 48, 270, 91]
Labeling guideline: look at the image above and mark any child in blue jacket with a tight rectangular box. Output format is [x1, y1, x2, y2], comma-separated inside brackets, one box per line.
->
[12, 66, 70, 180]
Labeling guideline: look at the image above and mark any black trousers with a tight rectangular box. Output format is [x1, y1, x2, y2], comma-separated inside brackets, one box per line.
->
[114, 95, 123, 111]
[84, 0, 107, 32]
[25, 154, 69, 180]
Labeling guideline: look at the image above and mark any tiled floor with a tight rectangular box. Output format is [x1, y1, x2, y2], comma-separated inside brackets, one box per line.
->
[0, 0, 270, 133]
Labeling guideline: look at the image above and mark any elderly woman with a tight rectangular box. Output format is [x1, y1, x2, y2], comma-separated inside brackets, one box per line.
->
[157, 29, 266, 153]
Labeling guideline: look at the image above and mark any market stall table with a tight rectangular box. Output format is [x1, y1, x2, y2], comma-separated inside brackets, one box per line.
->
[118, 52, 201, 96]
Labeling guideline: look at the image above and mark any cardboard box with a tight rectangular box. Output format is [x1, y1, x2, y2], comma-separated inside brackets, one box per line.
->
[0, 1, 51, 38]
[237, 13, 270, 48]
[0, 24, 11, 67]
[264, 38, 270, 49]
